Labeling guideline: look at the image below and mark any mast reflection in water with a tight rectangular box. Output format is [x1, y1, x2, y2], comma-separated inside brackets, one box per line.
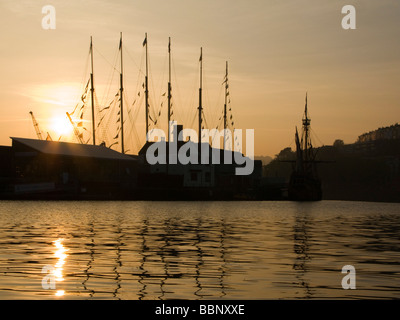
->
[0, 201, 400, 299]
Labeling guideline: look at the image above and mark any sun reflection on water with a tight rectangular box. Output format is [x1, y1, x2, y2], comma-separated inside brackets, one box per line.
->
[52, 239, 69, 297]
[55, 290, 65, 297]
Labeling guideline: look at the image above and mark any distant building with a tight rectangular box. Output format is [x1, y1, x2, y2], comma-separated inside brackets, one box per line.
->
[357, 124, 400, 143]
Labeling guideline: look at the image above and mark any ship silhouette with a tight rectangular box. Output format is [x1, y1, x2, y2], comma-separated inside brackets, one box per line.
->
[288, 94, 322, 201]
[0, 34, 263, 201]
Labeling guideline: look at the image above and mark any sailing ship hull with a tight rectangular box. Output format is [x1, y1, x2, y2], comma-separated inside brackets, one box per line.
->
[288, 172, 322, 201]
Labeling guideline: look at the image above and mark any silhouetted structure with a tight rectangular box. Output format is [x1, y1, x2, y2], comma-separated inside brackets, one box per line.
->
[264, 122, 400, 202]
[0, 136, 262, 200]
[2, 137, 137, 199]
[288, 94, 322, 201]
[358, 123, 400, 143]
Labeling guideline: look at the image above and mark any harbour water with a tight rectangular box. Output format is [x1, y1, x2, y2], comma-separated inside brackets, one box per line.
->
[0, 200, 399, 300]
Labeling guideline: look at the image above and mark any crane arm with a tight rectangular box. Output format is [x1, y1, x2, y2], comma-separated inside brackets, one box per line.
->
[29, 111, 43, 140]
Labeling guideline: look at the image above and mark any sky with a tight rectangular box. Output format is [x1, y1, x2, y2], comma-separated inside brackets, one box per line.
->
[0, 0, 399, 157]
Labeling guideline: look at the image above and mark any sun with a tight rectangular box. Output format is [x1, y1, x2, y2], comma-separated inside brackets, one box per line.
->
[51, 116, 73, 137]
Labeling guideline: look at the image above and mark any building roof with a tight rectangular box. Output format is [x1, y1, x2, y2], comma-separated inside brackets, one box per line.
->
[139, 140, 253, 164]
[11, 137, 137, 161]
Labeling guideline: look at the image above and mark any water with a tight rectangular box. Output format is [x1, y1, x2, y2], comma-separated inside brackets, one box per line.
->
[0, 200, 399, 300]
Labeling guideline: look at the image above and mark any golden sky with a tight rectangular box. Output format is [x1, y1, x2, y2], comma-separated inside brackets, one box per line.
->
[0, 0, 399, 156]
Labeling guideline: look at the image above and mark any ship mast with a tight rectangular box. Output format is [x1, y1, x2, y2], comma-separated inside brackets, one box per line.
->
[198, 47, 203, 162]
[223, 61, 228, 150]
[90, 36, 96, 145]
[144, 33, 149, 141]
[302, 92, 311, 161]
[294, 126, 303, 172]
[119, 32, 125, 154]
[168, 37, 172, 141]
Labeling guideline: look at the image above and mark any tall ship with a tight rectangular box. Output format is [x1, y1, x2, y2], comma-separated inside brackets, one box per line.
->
[0, 33, 262, 200]
[288, 94, 322, 201]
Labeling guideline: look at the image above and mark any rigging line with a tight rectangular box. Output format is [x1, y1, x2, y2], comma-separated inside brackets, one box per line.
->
[217, 77, 225, 109]
[127, 103, 142, 153]
[69, 51, 90, 117]
[155, 97, 167, 126]
[214, 110, 224, 133]
[202, 67, 213, 129]
[131, 95, 145, 145]
[203, 69, 223, 131]
[95, 95, 109, 146]
[124, 46, 142, 73]
[102, 68, 118, 110]
[225, 83, 234, 129]
[122, 91, 138, 153]
[147, 54, 160, 128]
[133, 92, 144, 122]
[211, 120, 224, 143]
[225, 77, 235, 113]
[77, 51, 91, 106]
[171, 52, 185, 124]
[126, 117, 138, 152]
[154, 52, 168, 126]
[201, 110, 211, 139]
[208, 80, 225, 130]
[130, 97, 144, 145]
[94, 46, 119, 71]
[123, 48, 146, 116]
[122, 79, 133, 112]
[201, 109, 208, 131]
[310, 127, 324, 147]
[152, 55, 168, 120]
[171, 56, 198, 128]
[183, 62, 200, 129]
[138, 45, 146, 78]
[135, 53, 144, 96]
[203, 110, 222, 146]
[137, 45, 151, 135]
[154, 50, 168, 119]
[99, 45, 120, 108]
[130, 47, 145, 102]
[102, 95, 119, 143]
[121, 90, 130, 122]
[99, 107, 111, 144]
[94, 91, 101, 116]
[127, 50, 145, 133]
[189, 112, 197, 132]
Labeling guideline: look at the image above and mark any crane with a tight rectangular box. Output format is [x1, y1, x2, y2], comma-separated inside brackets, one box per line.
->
[29, 111, 52, 141]
[29, 111, 43, 140]
[66, 112, 84, 144]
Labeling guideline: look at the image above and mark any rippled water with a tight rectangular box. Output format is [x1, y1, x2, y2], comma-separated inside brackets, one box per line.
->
[0, 200, 399, 299]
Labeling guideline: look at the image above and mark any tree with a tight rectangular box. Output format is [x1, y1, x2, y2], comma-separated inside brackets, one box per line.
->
[276, 147, 294, 161]
[333, 139, 345, 148]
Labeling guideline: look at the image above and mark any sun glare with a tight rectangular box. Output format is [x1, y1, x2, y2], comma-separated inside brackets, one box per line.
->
[51, 116, 73, 137]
